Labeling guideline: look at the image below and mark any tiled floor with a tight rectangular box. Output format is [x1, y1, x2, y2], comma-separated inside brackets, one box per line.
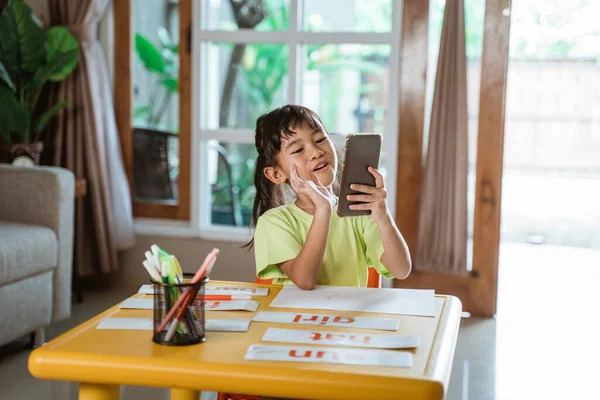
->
[1, 242, 599, 400]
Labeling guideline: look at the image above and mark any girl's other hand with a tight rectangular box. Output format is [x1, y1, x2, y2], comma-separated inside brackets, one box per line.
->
[347, 166, 390, 223]
[289, 163, 334, 213]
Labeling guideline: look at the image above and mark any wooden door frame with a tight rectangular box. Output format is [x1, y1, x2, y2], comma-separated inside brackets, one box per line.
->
[394, 0, 513, 317]
[114, 0, 191, 220]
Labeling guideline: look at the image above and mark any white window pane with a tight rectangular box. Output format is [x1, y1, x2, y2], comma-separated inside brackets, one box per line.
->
[206, 0, 290, 31]
[302, 44, 391, 135]
[205, 42, 289, 129]
[303, 0, 392, 32]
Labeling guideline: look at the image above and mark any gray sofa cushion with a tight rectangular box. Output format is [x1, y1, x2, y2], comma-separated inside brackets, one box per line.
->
[0, 222, 57, 285]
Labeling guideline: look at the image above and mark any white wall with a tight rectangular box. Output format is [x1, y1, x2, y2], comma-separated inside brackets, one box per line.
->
[118, 235, 257, 288]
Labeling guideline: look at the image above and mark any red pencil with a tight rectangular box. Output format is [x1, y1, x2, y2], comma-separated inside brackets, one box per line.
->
[203, 294, 252, 301]
[167, 257, 219, 337]
[158, 249, 219, 333]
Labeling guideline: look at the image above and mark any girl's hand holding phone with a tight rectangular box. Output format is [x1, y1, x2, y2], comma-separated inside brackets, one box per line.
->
[289, 162, 334, 214]
[347, 166, 390, 223]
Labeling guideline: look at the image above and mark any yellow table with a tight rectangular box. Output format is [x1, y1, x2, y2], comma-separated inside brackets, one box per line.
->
[28, 281, 462, 400]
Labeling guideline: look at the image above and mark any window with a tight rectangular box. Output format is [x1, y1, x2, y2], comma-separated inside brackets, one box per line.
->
[115, 0, 192, 221]
[194, 0, 401, 239]
[117, 0, 402, 240]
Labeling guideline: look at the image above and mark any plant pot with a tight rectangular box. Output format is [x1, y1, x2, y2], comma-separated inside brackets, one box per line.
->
[0, 142, 44, 165]
[133, 127, 178, 201]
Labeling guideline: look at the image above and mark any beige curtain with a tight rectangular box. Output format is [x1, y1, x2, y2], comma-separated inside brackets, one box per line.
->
[45, 0, 135, 277]
[416, 0, 468, 273]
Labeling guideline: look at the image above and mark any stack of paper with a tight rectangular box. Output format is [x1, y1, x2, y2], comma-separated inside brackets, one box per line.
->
[252, 311, 400, 331]
[138, 285, 268, 296]
[96, 318, 251, 332]
[119, 297, 259, 312]
[245, 344, 413, 368]
[269, 285, 435, 317]
[261, 328, 419, 349]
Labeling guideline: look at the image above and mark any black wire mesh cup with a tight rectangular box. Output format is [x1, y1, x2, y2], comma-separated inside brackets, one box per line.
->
[151, 274, 207, 346]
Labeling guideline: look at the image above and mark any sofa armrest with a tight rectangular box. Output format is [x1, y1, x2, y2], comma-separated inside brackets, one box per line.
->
[0, 165, 75, 321]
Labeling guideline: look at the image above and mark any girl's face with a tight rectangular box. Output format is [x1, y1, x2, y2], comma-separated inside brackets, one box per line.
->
[277, 123, 338, 187]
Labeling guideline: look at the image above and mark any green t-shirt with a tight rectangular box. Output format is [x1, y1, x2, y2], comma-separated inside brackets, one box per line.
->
[254, 202, 392, 287]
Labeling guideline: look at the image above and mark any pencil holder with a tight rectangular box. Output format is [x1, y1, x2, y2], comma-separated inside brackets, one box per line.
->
[151, 274, 207, 346]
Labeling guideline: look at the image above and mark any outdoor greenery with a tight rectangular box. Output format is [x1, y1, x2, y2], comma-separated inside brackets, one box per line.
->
[133, 28, 179, 131]
[211, 143, 257, 225]
[508, 0, 599, 58]
[0, 0, 80, 144]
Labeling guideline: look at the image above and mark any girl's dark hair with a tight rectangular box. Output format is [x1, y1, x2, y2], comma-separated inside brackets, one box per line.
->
[244, 104, 328, 249]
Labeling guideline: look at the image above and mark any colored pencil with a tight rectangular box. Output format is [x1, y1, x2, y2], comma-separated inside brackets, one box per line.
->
[157, 248, 219, 333]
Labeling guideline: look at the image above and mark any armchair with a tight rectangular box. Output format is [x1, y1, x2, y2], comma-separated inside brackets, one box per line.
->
[0, 165, 74, 347]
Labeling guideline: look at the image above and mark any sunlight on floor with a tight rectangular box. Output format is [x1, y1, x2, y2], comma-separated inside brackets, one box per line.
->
[495, 242, 600, 399]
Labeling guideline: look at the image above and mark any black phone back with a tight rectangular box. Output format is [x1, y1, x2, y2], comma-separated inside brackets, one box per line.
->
[337, 133, 382, 217]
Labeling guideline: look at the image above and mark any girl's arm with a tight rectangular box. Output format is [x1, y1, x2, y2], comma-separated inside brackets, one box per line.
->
[347, 167, 412, 280]
[374, 210, 412, 279]
[279, 207, 331, 290]
[280, 163, 335, 289]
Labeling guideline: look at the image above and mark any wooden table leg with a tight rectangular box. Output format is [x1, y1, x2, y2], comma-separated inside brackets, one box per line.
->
[170, 388, 200, 400]
[79, 383, 120, 400]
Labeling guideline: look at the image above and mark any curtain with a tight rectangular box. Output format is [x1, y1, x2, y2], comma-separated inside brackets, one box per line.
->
[45, 0, 135, 277]
[416, 0, 468, 273]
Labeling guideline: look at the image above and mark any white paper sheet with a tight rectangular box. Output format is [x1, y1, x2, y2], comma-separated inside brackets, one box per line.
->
[269, 285, 435, 317]
[245, 344, 413, 368]
[119, 298, 259, 312]
[138, 284, 268, 296]
[252, 311, 399, 331]
[96, 318, 251, 332]
[261, 328, 420, 349]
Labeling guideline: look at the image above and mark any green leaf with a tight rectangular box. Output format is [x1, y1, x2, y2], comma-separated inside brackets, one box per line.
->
[134, 105, 150, 118]
[33, 100, 66, 133]
[0, 127, 9, 143]
[0, 0, 46, 76]
[45, 27, 80, 81]
[25, 65, 49, 93]
[160, 78, 178, 93]
[0, 61, 15, 90]
[46, 48, 79, 81]
[25, 48, 78, 97]
[0, 84, 30, 134]
[135, 33, 165, 74]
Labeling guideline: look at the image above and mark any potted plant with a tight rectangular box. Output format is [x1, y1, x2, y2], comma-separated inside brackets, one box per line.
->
[0, 0, 79, 165]
[132, 28, 179, 200]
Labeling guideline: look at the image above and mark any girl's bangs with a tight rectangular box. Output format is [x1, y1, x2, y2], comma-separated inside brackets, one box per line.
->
[279, 106, 325, 139]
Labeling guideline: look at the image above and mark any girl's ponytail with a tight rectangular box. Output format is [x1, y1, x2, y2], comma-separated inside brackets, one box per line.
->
[251, 154, 283, 225]
[244, 114, 284, 249]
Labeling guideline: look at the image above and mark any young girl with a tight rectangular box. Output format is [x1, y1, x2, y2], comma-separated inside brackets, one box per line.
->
[248, 105, 411, 289]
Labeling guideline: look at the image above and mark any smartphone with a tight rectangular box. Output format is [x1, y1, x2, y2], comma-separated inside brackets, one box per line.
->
[337, 133, 382, 217]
